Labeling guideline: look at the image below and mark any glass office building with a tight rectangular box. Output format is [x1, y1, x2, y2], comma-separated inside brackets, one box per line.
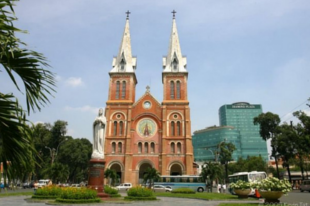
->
[219, 102, 268, 161]
[192, 126, 241, 162]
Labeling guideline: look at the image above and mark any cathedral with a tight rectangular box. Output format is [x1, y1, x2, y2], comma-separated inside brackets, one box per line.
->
[103, 12, 194, 186]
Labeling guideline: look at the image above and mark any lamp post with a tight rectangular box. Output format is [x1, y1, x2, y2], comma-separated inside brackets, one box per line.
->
[45, 138, 68, 165]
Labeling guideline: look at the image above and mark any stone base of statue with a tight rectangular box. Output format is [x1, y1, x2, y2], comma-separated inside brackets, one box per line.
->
[87, 158, 109, 198]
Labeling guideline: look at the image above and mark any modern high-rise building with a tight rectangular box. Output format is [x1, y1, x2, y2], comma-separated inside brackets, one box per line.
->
[219, 102, 268, 161]
[192, 126, 241, 163]
[103, 13, 194, 186]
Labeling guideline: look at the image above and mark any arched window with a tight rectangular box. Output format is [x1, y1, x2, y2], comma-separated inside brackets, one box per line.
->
[151, 142, 155, 153]
[171, 122, 175, 136]
[116, 81, 120, 99]
[170, 81, 175, 99]
[113, 121, 117, 136]
[112, 142, 116, 153]
[118, 142, 122, 153]
[138, 142, 142, 153]
[119, 121, 123, 136]
[176, 81, 180, 99]
[144, 142, 149, 154]
[121, 81, 126, 99]
[177, 142, 181, 154]
[171, 142, 175, 154]
[177, 121, 181, 136]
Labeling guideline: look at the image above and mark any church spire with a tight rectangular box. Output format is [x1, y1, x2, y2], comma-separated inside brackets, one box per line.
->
[163, 10, 187, 73]
[111, 11, 137, 73]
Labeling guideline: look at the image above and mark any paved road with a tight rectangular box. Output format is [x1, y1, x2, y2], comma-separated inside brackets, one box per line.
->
[0, 195, 262, 206]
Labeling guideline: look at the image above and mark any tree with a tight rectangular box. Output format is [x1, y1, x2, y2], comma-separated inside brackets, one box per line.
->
[218, 142, 236, 183]
[293, 111, 310, 180]
[0, 0, 55, 179]
[143, 167, 161, 188]
[253, 112, 281, 178]
[228, 156, 268, 174]
[104, 169, 118, 186]
[58, 138, 92, 183]
[200, 161, 223, 192]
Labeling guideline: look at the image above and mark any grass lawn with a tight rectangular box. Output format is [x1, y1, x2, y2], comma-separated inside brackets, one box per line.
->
[154, 192, 258, 201]
[0, 191, 33, 197]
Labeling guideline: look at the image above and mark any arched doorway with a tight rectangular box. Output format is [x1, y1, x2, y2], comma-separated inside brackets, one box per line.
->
[109, 163, 122, 184]
[170, 164, 182, 176]
[138, 163, 153, 184]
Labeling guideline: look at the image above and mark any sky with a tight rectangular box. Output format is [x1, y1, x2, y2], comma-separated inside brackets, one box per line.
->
[1, 0, 310, 147]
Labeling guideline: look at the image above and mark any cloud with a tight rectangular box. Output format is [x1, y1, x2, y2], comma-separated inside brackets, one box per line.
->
[64, 105, 100, 114]
[65, 77, 84, 87]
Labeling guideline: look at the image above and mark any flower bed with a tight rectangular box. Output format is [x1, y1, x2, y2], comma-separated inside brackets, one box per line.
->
[32, 185, 101, 203]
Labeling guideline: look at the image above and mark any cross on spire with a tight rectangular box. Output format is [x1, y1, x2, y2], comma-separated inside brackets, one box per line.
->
[172, 10, 176, 19]
[126, 10, 131, 19]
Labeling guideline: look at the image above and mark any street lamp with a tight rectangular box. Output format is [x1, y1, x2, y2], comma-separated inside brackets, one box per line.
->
[45, 138, 68, 165]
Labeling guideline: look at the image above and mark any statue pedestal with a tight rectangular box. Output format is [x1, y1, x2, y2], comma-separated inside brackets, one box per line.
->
[87, 159, 109, 198]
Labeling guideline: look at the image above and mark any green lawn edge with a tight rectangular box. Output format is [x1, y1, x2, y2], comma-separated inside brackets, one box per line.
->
[154, 192, 259, 201]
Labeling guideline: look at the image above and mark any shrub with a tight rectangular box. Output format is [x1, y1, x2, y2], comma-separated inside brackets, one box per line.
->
[104, 185, 121, 197]
[59, 187, 97, 200]
[33, 185, 62, 198]
[56, 198, 101, 203]
[255, 177, 292, 194]
[127, 186, 154, 197]
[104, 185, 118, 195]
[229, 180, 251, 190]
[171, 188, 195, 194]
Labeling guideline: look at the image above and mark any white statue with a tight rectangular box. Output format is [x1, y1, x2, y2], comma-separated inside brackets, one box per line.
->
[91, 108, 106, 159]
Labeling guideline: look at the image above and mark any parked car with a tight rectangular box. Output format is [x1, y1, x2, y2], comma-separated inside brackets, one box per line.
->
[116, 183, 132, 191]
[71, 184, 80, 188]
[37, 179, 50, 188]
[22, 182, 30, 189]
[152, 185, 172, 192]
[300, 180, 310, 192]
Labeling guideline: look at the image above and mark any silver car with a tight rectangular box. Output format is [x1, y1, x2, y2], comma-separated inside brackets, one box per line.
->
[152, 185, 172, 192]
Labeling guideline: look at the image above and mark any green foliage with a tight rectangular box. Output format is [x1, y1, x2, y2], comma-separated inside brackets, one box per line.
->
[171, 188, 195, 194]
[228, 156, 267, 174]
[56, 198, 101, 203]
[255, 177, 292, 194]
[104, 185, 119, 195]
[35, 185, 62, 197]
[104, 169, 118, 186]
[124, 196, 157, 200]
[127, 186, 154, 197]
[142, 167, 161, 188]
[200, 161, 223, 192]
[59, 187, 97, 199]
[229, 180, 251, 190]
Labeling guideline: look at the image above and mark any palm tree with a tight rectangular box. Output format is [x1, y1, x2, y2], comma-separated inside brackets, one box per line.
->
[104, 169, 118, 186]
[0, 0, 55, 181]
[200, 161, 223, 192]
[143, 167, 160, 188]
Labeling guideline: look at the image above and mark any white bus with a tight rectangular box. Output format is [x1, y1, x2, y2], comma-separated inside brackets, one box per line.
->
[228, 171, 267, 195]
[154, 175, 206, 192]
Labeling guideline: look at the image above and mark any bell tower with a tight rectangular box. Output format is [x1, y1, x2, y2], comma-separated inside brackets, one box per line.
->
[161, 10, 193, 175]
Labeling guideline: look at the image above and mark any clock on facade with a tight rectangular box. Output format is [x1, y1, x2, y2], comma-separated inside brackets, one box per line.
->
[136, 118, 157, 138]
[143, 101, 151, 109]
